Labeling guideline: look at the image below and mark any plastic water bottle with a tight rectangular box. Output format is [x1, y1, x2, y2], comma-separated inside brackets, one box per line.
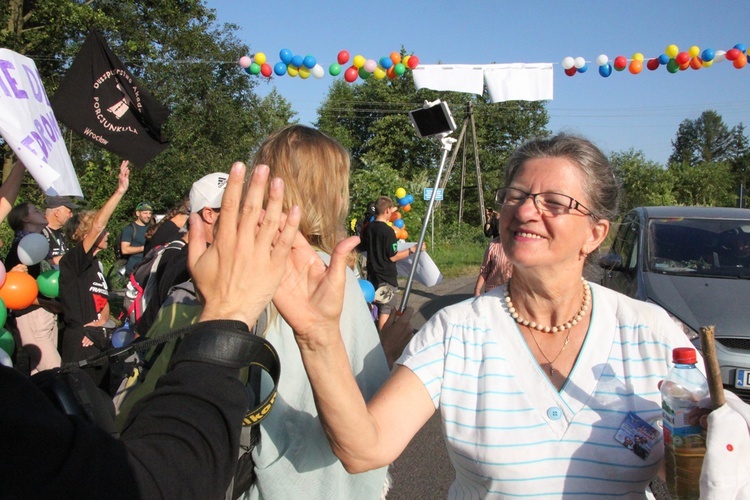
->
[661, 347, 710, 499]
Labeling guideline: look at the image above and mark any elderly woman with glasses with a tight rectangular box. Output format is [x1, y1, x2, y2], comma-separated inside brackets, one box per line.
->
[272, 133, 706, 497]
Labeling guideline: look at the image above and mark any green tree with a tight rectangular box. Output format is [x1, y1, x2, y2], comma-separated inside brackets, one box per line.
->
[667, 161, 736, 207]
[669, 110, 745, 165]
[610, 149, 676, 212]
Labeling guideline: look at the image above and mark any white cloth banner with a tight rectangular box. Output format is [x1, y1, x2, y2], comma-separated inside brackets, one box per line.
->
[483, 63, 554, 103]
[413, 63, 554, 103]
[0, 49, 82, 196]
[412, 65, 486, 95]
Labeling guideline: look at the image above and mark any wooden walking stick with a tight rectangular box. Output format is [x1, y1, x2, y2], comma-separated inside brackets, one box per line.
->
[699, 325, 726, 409]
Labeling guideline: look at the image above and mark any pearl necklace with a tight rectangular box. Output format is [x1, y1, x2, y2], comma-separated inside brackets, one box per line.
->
[502, 277, 591, 333]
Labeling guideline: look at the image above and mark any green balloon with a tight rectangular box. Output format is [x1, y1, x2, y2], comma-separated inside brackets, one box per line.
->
[249, 62, 261, 75]
[667, 58, 679, 74]
[0, 328, 14, 357]
[37, 269, 60, 298]
[358, 67, 370, 80]
[394, 63, 406, 76]
[329, 63, 342, 76]
[0, 297, 6, 329]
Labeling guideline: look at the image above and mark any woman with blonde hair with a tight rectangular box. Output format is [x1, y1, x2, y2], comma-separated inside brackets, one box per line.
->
[241, 125, 392, 499]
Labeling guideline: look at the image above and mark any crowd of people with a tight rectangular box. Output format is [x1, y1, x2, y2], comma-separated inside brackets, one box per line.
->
[1, 127, 748, 498]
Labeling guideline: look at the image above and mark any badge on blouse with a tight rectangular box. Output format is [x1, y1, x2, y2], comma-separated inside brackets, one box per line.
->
[614, 412, 659, 460]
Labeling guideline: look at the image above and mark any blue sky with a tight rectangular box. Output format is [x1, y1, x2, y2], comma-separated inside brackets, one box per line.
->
[210, 0, 750, 166]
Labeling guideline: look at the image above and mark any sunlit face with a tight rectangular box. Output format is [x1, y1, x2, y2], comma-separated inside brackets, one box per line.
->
[136, 210, 153, 225]
[499, 157, 605, 273]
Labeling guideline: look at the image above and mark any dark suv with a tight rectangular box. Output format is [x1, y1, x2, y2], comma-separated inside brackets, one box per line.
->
[599, 206, 750, 402]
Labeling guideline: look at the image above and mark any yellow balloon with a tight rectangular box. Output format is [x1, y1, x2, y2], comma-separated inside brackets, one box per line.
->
[255, 52, 267, 65]
[403, 55, 411, 67]
[703, 59, 714, 68]
[353, 55, 365, 68]
[633, 52, 644, 62]
[374, 67, 386, 79]
[689, 45, 700, 58]
[395, 187, 407, 199]
[287, 65, 298, 77]
[386, 221, 393, 227]
[666, 44, 679, 58]
[299, 66, 311, 79]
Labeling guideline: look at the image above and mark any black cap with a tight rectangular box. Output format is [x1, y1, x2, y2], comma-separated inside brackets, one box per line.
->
[45, 196, 78, 210]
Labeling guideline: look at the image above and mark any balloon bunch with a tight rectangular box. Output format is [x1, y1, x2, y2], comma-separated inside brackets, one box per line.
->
[0, 235, 60, 364]
[330, 51, 420, 83]
[388, 187, 415, 240]
[240, 50, 326, 79]
[562, 43, 749, 77]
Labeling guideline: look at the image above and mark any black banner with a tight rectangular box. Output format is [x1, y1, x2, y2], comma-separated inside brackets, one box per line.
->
[50, 30, 170, 167]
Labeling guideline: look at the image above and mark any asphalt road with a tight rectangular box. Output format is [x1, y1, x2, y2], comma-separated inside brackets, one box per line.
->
[385, 273, 670, 499]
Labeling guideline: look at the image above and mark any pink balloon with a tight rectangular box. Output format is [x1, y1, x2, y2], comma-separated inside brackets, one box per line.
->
[0, 261, 5, 288]
[239, 56, 252, 68]
[364, 59, 377, 73]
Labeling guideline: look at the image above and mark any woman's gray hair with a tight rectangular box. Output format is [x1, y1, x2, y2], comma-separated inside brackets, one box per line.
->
[503, 133, 621, 222]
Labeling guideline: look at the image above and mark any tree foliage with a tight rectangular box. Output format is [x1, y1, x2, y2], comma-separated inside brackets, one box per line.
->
[669, 110, 748, 166]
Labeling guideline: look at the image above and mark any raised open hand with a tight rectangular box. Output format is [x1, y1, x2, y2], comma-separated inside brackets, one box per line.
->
[188, 162, 300, 329]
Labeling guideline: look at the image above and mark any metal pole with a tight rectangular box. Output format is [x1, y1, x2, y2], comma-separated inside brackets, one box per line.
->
[399, 134, 456, 313]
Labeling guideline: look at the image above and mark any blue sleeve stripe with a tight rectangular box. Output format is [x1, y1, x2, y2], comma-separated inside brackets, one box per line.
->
[446, 435, 652, 451]
[440, 402, 536, 413]
[443, 418, 547, 431]
[442, 386, 524, 396]
[451, 449, 655, 470]
[444, 368, 514, 379]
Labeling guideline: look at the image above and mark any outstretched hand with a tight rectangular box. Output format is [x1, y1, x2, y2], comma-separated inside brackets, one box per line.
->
[188, 162, 300, 329]
[117, 160, 130, 194]
[273, 233, 360, 347]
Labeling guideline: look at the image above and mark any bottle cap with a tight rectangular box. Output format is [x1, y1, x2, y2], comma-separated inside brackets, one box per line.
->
[672, 347, 697, 364]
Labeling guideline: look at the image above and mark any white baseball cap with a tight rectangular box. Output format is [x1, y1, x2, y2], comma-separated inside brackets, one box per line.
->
[190, 172, 228, 213]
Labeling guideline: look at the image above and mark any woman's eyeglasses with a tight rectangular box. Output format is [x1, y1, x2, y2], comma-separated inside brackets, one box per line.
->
[495, 187, 593, 217]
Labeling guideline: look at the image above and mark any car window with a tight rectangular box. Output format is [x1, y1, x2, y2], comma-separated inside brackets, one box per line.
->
[648, 217, 750, 276]
[611, 212, 639, 270]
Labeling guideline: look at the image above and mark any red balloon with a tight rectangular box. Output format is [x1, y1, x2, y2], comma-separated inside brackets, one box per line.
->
[0, 271, 38, 310]
[647, 58, 660, 71]
[337, 50, 350, 65]
[564, 67, 577, 76]
[726, 48, 741, 61]
[260, 63, 272, 77]
[407, 55, 419, 69]
[614, 55, 627, 70]
[344, 66, 358, 83]
[734, 54, 747, 69]
[689, 57, 703, 70]
[675, 52, 690, 65]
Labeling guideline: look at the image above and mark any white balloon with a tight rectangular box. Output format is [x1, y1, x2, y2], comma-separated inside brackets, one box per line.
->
[596, 54, 609, 66]
[561, 56, 575, 70]
[17, 233, 50, 266]
[714, 50, 726, 63]
[0, 347, 11, 368]
[574, 57, 586, 69]
[312, 64, 325, 79]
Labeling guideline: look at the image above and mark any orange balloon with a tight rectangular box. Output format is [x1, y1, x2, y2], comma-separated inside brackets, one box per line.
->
[628, 60, 642, 74]
[0, 271, 38, 310]
[389, 211, 401, 222]
[402, 204, 412, 212]
[386, 66, 396, 79]
[690, 57, 703, 70]
[401, 230, 409, 240]
[734, 54, 747, 69]
[679, 60, 690, 71]
[390, 51, 401, 64]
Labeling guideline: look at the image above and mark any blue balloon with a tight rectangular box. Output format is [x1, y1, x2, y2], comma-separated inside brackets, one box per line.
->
[303, 55, 317, 69]
[598, 63, 612, 78]
[379, 57, 393, 70]
[358, 279, 375, 303]
[701, 49, 715, 62]
[405, 194, 415, 204]
[576, 63, 588, 74]
[658, 54, 670, 65]
[394, 219, 405, 229]
[279, 49, 293, 64]
[291, 55, 304, 68]
[397, 197, 408, 207]
[274, 62, 287, 76]
[734, 43, 747, 53]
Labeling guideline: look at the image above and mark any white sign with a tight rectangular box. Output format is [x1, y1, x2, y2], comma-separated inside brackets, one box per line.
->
[0, 49, 82, 196]
[423, 187, 444, 201]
